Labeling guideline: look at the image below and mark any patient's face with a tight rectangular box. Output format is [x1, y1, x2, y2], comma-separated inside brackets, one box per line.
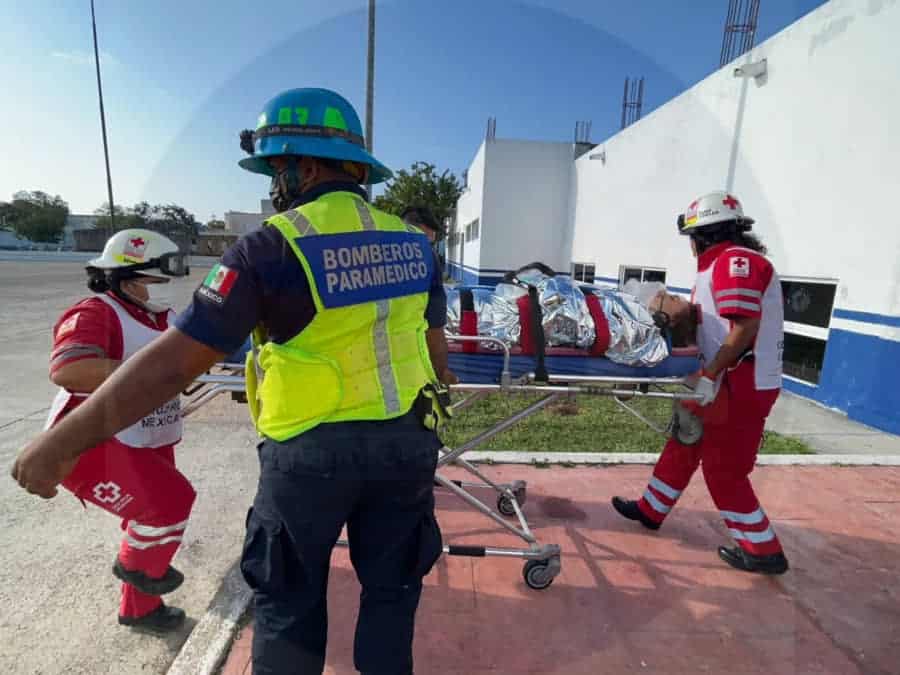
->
[651, 291, 692, 327]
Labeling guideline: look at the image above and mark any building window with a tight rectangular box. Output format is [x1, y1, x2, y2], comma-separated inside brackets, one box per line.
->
[464, 218, 480, 243]
[618, 265, 667, 287]
[780, 277, 837, 385]
[782, 332, 828, 385]
[571, 262, 596, 283]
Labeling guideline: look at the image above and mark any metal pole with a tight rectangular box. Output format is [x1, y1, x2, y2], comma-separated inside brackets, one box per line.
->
[365, 0, 375, 201]
[91, 0, 116, 235]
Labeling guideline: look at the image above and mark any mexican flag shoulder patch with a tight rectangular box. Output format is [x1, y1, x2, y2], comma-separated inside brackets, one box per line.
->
[200, 264, 239, 303]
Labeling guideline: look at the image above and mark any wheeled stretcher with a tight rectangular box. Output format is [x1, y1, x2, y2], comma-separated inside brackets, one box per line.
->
[181, 270, 704, 590]
[182, 333, 703, 591]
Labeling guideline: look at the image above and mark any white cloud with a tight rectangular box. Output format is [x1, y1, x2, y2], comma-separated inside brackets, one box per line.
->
[51, 49, 121, 69]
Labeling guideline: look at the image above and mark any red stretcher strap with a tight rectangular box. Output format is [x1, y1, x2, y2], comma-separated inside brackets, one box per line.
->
[584, 293, 611, 356]
[516, 295, 535, 355]
[459, 289, 478, 353]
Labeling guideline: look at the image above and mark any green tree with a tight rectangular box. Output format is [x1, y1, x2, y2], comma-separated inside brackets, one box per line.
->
[152, 203, 200, 237]
[373, 161, 463, 226]
[0, 201, 16, 230]
[5, 191, 69, 243]
[93, 202, 200, 237]
[93, 202, 146, 231]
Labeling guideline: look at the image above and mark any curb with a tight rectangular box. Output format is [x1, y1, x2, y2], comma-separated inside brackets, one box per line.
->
[166, 560, 251, 675]
[456, 451, 900, 466]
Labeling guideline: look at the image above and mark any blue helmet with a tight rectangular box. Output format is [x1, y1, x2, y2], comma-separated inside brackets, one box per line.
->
[238, 88, 392, 184]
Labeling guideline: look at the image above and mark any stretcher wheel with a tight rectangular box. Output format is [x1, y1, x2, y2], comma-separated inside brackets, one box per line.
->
[498, 495, 517, 517]
[523, 559, 556, 590]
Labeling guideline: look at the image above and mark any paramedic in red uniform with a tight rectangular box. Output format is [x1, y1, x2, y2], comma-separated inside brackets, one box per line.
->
[612, 191, 789, 575]
[41, 229, 196, 632]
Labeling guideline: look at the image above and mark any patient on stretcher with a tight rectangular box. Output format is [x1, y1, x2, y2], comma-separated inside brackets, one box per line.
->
[445, 265, 697, 367]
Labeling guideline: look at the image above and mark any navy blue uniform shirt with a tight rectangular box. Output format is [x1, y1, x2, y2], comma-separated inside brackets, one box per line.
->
[176, 181, 447, 355]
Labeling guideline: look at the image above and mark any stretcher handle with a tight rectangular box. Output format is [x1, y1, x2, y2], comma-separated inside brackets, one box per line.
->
[502, 261, 557, 282]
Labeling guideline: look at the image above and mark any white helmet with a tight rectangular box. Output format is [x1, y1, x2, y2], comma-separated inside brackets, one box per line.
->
[677, 191, 754, 235]
[88, 228, 183, 279]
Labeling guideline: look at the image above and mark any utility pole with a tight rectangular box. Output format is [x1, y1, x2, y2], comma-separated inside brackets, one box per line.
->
[91, 0, 116, 235]
[365, 0, 375, 200]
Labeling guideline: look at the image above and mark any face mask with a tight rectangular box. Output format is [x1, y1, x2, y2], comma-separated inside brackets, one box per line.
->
[144, 282, 174, 313]
[270, 158, 305, 212]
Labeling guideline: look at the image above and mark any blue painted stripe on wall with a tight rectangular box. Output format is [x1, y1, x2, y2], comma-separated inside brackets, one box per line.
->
[832, 309, 900, 328]
[790, 328, 900, 435]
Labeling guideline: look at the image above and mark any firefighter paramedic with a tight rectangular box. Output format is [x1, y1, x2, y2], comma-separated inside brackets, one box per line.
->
[12, 87, 453, 674]
[612, 191, 790, 575]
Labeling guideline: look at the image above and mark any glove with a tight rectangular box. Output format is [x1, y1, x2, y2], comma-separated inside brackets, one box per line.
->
[693, 371, 717, 406]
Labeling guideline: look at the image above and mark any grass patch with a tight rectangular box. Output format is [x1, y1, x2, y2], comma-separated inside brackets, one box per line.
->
[441, 392, 814, 454]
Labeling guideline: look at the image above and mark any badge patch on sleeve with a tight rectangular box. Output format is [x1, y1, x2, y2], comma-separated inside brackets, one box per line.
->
[56, 313, 80, 338]
[296, 231, 434, 309]
[729, 256, 750, 278]
[198, 264, 239, 305]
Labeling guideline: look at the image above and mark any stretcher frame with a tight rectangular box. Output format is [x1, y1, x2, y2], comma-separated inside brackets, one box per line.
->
[182, 334, 703, 591]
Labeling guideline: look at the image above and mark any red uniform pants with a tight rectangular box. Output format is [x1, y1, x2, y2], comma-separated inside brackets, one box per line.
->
[62, 440, 196, 618]
[637, 360, 784, 556]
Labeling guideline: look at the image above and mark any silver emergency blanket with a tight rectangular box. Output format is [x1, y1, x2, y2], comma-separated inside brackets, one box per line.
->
[587, 287, 669, 367]
[511, 269, 596, 349]
[446, 285, 526, 348]
[445, 268, 669, 366]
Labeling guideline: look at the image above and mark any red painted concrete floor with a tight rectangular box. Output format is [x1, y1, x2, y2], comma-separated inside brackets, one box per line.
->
[219, 465, 900, 675]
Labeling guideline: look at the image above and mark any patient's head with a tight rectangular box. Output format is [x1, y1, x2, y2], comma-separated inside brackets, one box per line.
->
[649, 291, 697, 346]
[649, 291, 691, 327]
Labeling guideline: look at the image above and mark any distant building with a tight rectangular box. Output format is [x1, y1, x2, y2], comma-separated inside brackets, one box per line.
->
[0, 230, 28, 249]
[224, 199, 276, 236]
[63, 214, 99, 248]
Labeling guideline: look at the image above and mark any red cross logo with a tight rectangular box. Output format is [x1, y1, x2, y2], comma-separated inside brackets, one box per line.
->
[733, 258, 747, 269]
[722, 195, 739, 210]
[92, 481, 121, 504]
[129, 237, 146, 248]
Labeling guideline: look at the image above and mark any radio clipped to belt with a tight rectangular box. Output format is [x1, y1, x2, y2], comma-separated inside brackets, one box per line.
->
[414, 382, 453, 432]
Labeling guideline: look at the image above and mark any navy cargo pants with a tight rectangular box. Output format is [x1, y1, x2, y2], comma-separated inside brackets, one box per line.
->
[240, 409, 443, 675]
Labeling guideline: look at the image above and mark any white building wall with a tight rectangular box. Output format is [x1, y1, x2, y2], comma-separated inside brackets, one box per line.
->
[570, 0, 900, 313]
[448, 142, 486, 283]
[481, 139, 573, 278]
[450, 139, 573, 284]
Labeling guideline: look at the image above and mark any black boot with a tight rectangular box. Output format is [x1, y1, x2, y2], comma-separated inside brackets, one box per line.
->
[717, 546, 789, 575]
[611, 497, 660, 531]
[118, 603, 186, 634]
[113, 558, 184, 595]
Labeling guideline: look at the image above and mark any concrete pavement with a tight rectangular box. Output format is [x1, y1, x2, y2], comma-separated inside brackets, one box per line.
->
[767, 391, 900, 455]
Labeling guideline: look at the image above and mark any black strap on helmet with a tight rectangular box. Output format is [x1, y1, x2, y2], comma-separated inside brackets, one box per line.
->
[240, 124, 366, 154]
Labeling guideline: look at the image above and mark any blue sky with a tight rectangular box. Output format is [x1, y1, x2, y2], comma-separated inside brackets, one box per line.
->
[0, 0, 826, 221]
